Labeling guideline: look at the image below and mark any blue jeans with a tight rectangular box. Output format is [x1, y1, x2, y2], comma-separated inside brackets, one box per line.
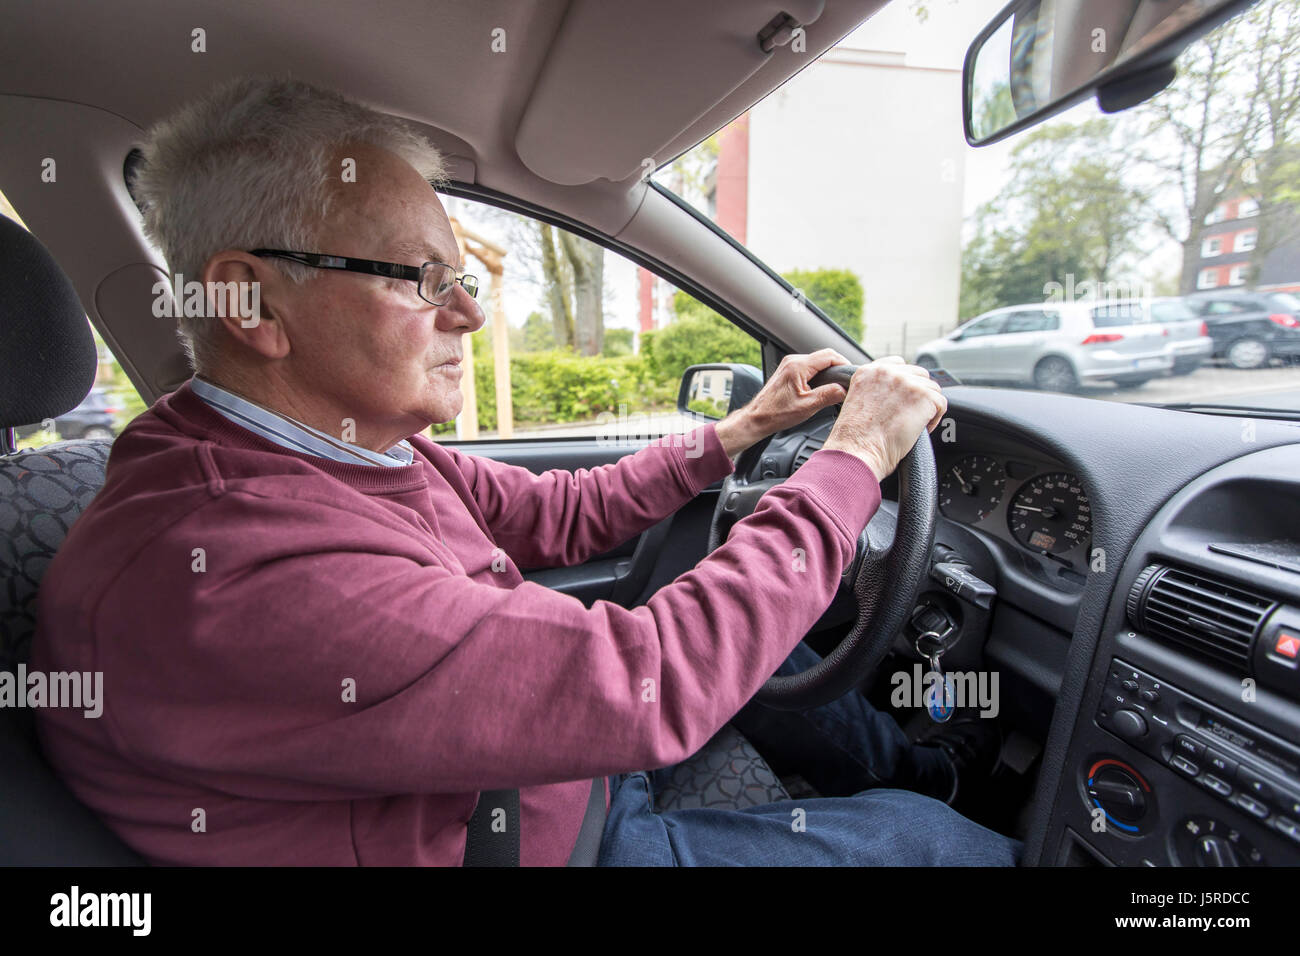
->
[597, 642, 1021, 866]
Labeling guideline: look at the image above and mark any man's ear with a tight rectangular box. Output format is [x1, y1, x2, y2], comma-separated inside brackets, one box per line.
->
[201, 251, 292, 360]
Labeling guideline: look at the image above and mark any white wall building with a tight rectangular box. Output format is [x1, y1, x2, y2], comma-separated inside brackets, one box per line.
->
[742, 45, 968, 358]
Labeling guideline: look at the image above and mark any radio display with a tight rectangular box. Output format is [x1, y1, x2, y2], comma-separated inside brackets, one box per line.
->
[1199, 714, 1300, 778]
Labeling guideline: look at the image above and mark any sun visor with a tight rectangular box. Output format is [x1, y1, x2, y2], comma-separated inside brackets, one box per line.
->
[515, 0, 825, 185]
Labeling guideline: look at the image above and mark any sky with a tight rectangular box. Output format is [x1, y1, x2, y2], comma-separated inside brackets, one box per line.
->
[840, 0, 1110, 219]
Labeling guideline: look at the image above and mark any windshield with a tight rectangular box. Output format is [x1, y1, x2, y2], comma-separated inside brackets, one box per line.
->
[1151, 300, 1196, 322]
[659, 0, 1300, 413]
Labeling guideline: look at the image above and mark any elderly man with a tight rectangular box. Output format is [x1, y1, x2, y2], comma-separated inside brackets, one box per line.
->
[33, 77, 1018, 866]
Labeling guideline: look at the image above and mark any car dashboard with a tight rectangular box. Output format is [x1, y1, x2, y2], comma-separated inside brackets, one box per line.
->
[934, 387, 1300, 867]
[768, 386, 1300, 866]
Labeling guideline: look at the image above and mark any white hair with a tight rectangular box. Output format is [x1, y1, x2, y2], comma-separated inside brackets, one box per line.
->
[131, 75, 448, 372]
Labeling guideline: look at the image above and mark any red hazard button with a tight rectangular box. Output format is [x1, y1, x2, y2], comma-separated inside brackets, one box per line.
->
[1276, 632, 1300, 660]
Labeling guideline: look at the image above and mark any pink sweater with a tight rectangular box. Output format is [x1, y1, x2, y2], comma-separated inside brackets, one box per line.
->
[31, 381, 881, 865]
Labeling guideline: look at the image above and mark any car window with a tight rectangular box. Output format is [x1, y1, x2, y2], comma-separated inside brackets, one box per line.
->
[961, 314, 1007, 337]
[1091, 304, 1144, 328]
[1003, 310, 1057, 333]
[428, 195, 760, 442]
[659, 0, 1300, 408]
[1269, 292, 1300, 312]
[1, 190, 145, 449]
[1150, 300, 1196, 322]
[1201, 300, 1247, 314]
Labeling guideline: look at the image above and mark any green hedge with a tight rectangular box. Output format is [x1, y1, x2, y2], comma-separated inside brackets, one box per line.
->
[781, 268, 864, 342]
[687, 396, 728, 418]
[642, 298, 762, 384]
[432, 292, 769, 437]
[431, 350, 675, 435]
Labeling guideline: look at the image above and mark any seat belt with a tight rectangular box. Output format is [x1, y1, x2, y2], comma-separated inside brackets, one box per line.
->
[462, 789, 520, 867]
[566, 777, 607, 867]
[462, 778, 607, 866]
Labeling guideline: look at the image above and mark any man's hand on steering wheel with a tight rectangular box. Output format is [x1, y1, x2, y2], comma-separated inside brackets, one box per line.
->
[713, 349, 853, 459]
[821, 356, 949, 481]
[714, 351, 949, 482]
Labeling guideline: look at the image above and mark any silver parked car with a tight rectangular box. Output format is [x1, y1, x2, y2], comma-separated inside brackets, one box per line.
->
[915, 301, 1178, 391]
[1145, 297, 1215, 375]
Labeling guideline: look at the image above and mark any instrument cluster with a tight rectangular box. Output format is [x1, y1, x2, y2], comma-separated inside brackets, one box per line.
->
[938, 452, 1092, 567]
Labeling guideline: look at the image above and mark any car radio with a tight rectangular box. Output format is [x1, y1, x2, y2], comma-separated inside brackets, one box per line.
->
[1095, 657, 1300, 850]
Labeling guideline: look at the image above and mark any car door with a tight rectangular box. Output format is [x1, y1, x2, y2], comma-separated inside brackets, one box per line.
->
[939, 312, 1010, 380]
[1190, 296, 1268, 352]
[994, 308, 1060, 378]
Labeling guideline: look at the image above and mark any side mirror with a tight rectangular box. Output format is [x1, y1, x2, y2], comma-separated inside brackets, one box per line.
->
[949, 329, 965, 341]
[677, 363, 764, 421]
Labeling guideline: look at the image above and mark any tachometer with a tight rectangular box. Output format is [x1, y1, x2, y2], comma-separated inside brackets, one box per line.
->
[1007, 472, 1090, 555]
[939, 454, 1005, 523]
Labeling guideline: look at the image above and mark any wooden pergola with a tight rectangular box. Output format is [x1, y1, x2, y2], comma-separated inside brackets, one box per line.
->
[449, 216, 514, 439]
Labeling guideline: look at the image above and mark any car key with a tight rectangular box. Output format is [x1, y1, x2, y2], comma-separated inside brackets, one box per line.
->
[915, 630, 956, 723]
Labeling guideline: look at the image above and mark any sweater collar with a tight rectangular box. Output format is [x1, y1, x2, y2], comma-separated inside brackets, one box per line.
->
[150, 380, 432, 494]
[189, 375, 415, 468]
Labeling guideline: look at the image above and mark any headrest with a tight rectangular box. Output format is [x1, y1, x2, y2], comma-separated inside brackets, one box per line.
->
[0, 215, 98, 429]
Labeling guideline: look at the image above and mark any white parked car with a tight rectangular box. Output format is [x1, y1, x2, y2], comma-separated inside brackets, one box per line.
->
[915, 298, 1211, 390]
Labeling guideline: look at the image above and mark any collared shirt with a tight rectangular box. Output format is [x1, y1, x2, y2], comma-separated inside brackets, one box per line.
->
[190, 376, 415, 467]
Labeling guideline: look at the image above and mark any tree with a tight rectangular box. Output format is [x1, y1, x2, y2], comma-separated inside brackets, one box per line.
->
[657, 133, 721, 210]
[557, 230, 605, 356]
[534, 222, 607, 356]
[640, 291, 761, 384]
[781, 268, 865, 341]
[517, 311, 556, 352]
[1130, 0, 1300, 292]
[538, 223, 575, 349]
[1240, 0, 1300, 280]
[957, 118, 1152, 318]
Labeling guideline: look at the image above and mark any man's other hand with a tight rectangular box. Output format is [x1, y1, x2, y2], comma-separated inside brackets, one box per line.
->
[821, 356, 947, 481]
[714, 349, 853, 457]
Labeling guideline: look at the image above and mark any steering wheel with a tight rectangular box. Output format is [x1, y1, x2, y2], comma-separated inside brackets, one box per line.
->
[706, 364, 938, 711]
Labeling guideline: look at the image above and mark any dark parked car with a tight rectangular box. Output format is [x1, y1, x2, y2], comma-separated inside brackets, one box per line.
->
[1183, 289, 1300, 369]
[14, 387, 119, 441]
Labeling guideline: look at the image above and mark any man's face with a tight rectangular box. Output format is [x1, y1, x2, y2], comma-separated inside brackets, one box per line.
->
[274, 143, 484, 442]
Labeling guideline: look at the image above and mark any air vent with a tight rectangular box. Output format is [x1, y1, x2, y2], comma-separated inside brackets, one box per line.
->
[1127, 564, 1277, 670]
[792, 439, 822, 471]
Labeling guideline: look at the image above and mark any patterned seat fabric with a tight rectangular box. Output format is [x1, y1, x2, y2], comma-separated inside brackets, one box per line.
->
[0, 438, 112, 670]
[654, 723, 790, 812]
[0, 437, 142, 864]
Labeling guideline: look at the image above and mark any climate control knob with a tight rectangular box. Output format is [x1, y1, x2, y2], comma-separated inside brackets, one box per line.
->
[1175, 817, 1264, 866]
[1194, 835, 1240, 867]
[1085, 758, 1152, 833]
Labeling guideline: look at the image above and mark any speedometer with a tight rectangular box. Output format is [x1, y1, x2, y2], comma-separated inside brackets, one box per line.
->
[939, 454, 1005, 523]
[1007, 473, 1090, 556]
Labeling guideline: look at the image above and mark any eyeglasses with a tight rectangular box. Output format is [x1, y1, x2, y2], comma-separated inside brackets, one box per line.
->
[249, 249, 479, 307]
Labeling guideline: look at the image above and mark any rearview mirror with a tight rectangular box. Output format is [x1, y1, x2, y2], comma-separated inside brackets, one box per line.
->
[964, 0, 1253, 145]
[677, 364, 764, 421]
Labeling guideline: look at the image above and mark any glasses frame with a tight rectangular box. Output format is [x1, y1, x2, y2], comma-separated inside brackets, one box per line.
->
[249, 249, 479, 306]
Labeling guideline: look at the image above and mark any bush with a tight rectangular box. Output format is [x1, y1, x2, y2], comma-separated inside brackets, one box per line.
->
[430, 348, 675, 436]
[601, 327, 635, 357]
[687, 397, 728, 418]
[781, 268, 864, 341]
[644, 295, 762, 385]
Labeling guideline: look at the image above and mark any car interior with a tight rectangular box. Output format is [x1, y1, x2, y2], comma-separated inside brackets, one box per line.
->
[3, 0, 1300, 868]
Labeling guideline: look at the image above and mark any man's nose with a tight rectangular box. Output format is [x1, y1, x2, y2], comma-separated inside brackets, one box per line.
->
[436, 284, 486, 332]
